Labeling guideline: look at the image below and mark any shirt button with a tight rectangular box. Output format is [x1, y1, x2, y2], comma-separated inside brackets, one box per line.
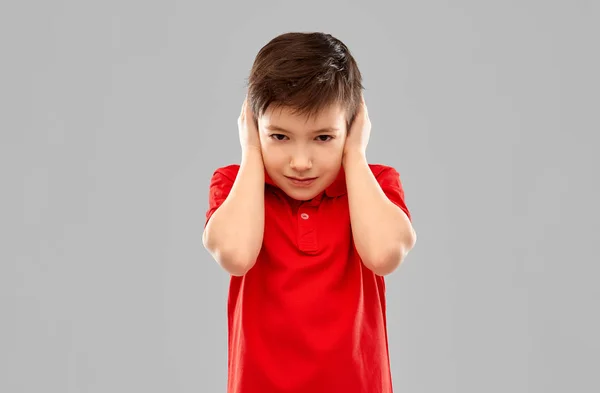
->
[300, 213, 309, 220]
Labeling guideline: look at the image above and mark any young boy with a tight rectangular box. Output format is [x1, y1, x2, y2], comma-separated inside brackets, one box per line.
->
[203, 32, 416, 393]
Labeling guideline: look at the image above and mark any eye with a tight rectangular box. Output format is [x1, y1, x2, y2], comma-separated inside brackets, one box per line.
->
[270, 134, 288, 141]
[316, 135, 334, 142]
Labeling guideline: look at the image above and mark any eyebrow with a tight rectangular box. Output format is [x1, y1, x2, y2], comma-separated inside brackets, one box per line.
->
[265, 125, 340, 134]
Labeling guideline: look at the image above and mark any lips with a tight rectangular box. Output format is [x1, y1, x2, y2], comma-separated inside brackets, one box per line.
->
[286, 176, 317, 187]
[288, 177, 315, 181]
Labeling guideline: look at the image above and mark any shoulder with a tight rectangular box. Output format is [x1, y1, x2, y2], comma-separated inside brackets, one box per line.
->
[207, 164, 240, 196]
[368, 163, 411, 220]
[211, 164, 240, 181]
[368, 163, 401, 180]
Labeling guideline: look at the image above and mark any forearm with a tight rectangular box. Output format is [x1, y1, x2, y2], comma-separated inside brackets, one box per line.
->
[344, 151, 416, 275]
[203, 149, 265, 275]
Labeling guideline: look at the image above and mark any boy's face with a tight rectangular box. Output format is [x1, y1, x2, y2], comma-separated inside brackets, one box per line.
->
[257, 103, 348, 201]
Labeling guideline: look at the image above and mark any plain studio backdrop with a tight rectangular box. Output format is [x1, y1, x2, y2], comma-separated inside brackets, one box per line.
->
[2, 1, 598, 392]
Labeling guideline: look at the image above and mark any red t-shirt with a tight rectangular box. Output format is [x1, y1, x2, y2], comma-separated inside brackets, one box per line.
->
[205, 163, 411, 393]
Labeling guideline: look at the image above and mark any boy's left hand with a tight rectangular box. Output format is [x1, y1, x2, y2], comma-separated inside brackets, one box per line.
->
[343, 94, 371, 163]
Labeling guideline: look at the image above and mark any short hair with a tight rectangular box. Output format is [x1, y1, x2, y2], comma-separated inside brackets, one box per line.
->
[245, 32, 365, 129]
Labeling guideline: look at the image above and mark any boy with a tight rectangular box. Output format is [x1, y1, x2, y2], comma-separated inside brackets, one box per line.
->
[203, 32, 416, 393]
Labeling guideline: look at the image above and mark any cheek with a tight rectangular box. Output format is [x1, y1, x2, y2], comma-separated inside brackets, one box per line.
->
[260, 144, 285, 167]
[315, 144, 345, 169]
[329, 140, 346, 158]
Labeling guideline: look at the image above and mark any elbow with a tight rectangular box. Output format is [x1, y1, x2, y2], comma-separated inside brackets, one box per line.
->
[364, 252, 403, 276]
[202, 230, 257, 276]
[208, 247, 257, 276]
[364, 233, 416, 276]
[219, 253, 255, 276]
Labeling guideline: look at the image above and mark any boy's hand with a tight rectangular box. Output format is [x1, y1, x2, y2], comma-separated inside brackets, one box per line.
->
[343, 95, 371, 163]
[238, 95, 262, 154]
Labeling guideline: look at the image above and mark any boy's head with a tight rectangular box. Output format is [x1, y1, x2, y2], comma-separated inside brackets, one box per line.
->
[246, 32, 365, 201]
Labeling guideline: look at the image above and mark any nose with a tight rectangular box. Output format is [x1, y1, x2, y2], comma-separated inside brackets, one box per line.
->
[290, 150, 312, 172]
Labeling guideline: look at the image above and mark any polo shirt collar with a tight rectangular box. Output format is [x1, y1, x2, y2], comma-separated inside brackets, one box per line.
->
[264, 167, 347, 198]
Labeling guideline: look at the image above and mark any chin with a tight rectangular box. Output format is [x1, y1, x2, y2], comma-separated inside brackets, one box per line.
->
[279, 180, 325, 201]
[285, 189, 321, 201]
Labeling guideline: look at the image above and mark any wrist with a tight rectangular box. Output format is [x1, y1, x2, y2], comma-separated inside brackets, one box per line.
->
[343, 148, 367, 166]
[242, 146, 263, 159]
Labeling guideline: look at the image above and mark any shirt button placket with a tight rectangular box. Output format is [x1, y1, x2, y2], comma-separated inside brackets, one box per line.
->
[297, 207, 317, 252]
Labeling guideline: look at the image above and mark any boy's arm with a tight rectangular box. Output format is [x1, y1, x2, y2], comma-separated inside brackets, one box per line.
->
[343, 151, 416, 276]
[202, 149, 265, 276]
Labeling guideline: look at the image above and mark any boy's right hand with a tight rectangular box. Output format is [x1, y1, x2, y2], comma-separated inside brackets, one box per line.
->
[238, 96, 262, 153]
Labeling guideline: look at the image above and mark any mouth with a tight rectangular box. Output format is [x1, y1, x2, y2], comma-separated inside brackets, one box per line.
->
[286, 176, 317, 187]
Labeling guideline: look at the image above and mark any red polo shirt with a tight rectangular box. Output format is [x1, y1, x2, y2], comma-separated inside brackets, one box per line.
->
[205, 163, 411, 393]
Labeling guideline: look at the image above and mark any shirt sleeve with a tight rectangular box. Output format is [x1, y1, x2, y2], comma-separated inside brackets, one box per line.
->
[205, 168, 235, 228]
[376, 166, 412, 222]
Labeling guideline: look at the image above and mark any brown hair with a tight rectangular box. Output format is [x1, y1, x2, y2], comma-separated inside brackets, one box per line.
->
[245, 32, 365, 129]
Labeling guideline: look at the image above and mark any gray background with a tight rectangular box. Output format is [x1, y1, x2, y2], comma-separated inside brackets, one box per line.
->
[2, 0, 599, 392]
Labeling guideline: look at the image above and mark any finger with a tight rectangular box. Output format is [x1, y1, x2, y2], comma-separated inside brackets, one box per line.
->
[361, 96, 368, 118]
[354, 99, 365, 120]
[244, 96, 251, 114]
[245, 99, 255, 121]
